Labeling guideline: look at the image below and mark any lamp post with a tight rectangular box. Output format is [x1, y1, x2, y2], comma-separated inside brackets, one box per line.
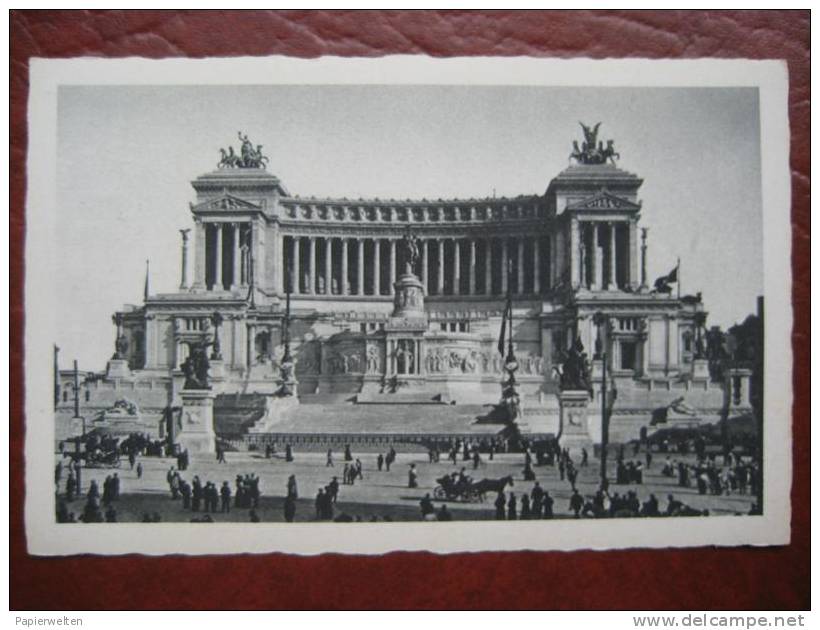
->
[279, 262, 296, 397]
[593, 311, 609, 487]
[70, 359, 87, 496]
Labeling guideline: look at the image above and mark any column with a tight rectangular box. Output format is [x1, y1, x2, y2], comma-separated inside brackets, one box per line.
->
[247, 323, 256, 367]
[250, 220, 260, 289]
[592, 223, 601, 290]
[389, 238, 397, 286]
[374, 239, 381, 295]
[421, 239, 429, 292]
[324, 237, 332, 294]
[549, 232, 557, 288]
[468, 239, 476, 295]
[341, 238, 349, 296]
[271, 223, 283, 295]
[193, 220, 206, 290]
[533, 237, 541, 295]
[569, 216, 580, 289]
[485, 238, 493, 295]
[308, 236, 316, 294]
[437, 239, 445, 295]
[453, 239, 461, 295]
[232, 223, 241, 289]
[179, 229, 190, 290]
[357, 239, 364, 296]
[608, 222, 617, 290]
[214, 223, 223, 290]
[517, 237, 524, 295]
[629, 219, 639, 289]
[291, 237, 301, 294]
[501, 238, 508, 295]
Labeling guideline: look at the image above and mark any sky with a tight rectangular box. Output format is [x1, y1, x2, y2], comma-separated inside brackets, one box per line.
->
[56, 85, 763, 370]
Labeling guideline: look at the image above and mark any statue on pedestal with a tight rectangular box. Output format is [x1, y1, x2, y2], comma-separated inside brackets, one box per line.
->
[557, 337, 592, 393]
[111, 313, 129, 360]
[181, 340, 212, 390]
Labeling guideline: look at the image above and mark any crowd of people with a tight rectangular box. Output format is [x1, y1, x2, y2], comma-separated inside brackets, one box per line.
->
[661, 452, 760, 497]
[54, 425, 760, 525]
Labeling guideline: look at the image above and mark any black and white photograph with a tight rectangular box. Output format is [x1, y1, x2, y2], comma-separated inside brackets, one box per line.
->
[24, 56, 791, 555]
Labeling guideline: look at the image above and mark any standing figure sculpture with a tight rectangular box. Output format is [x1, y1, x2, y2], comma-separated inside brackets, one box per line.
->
[401, 226, 421, 275]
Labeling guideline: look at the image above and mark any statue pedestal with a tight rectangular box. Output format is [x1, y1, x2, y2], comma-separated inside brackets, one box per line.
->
[105, 359, 131, 379]
[392, 273, 425, 318]
[590, 358, 604, 380]
[178, 389, 216, 454]
[558, 389, 593, 457]
[691, 358, 710, 381]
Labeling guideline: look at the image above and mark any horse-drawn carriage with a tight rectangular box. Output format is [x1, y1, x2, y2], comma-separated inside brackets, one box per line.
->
[85, 447, 122, 468]
[434, 475, 482, 502]
[433, 475, 514, 503]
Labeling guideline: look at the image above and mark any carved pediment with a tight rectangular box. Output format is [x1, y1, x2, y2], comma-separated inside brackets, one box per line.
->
[194, 194, 262, 212]
[567, 191, 640, 211]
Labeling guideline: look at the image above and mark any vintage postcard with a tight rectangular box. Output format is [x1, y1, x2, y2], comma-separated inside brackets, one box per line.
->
[24, 56, 791, 555]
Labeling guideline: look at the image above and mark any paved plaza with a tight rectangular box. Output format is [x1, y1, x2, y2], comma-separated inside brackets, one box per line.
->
[55, 447, 757, 523]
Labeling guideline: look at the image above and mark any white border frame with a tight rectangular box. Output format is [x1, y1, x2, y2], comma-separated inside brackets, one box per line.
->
[25, 56, 791, 555]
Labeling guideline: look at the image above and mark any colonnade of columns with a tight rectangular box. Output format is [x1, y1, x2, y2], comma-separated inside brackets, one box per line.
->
[577, 221, 634, 291]
[201, 222, 250, 291]
[282, 235, 553, 297]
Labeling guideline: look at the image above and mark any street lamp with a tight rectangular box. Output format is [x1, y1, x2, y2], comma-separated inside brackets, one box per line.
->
[592, 311, 610, 487]
[69, 359, 88, 496]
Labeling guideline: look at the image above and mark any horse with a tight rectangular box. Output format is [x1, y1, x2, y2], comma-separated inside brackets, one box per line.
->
[470, 475, 514, 502]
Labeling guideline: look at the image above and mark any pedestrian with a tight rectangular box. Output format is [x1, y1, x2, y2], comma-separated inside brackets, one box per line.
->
[220, 481, 232, 513]
[192, 476, 202, 511]
[472, 450, 481, 470]
[181, 479, 191, 509]
[377, 453, 384, 472]
[111, 473, 120, 501]
[342, 463, 350, 484]
[542, 491, 554, 519]
[531, 482, 544, 518]
[408, 464, 418, 488]
[520, 494, 531, 520]
[355, 458, 363, 480]
[217, 445, 226, 464]
[581, 448, 588, 467]
[287, 474, 298, 499]
[419, 493, 435, 520]
[284, 494, 296, 522]
[315, 488, 326, 520]
[569, 489, 584, 518]
[326, 449, 334, 467]
[507, 492, 517, 520]
[66, 470, 76, 501]
[136, 461, 143, 479]
[437, 504, 452, 521]
[55, 460, 63, 488]
[285, 443, 294, 462]
[494, 491, 506, 520]
[328, 476, 339, 504]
